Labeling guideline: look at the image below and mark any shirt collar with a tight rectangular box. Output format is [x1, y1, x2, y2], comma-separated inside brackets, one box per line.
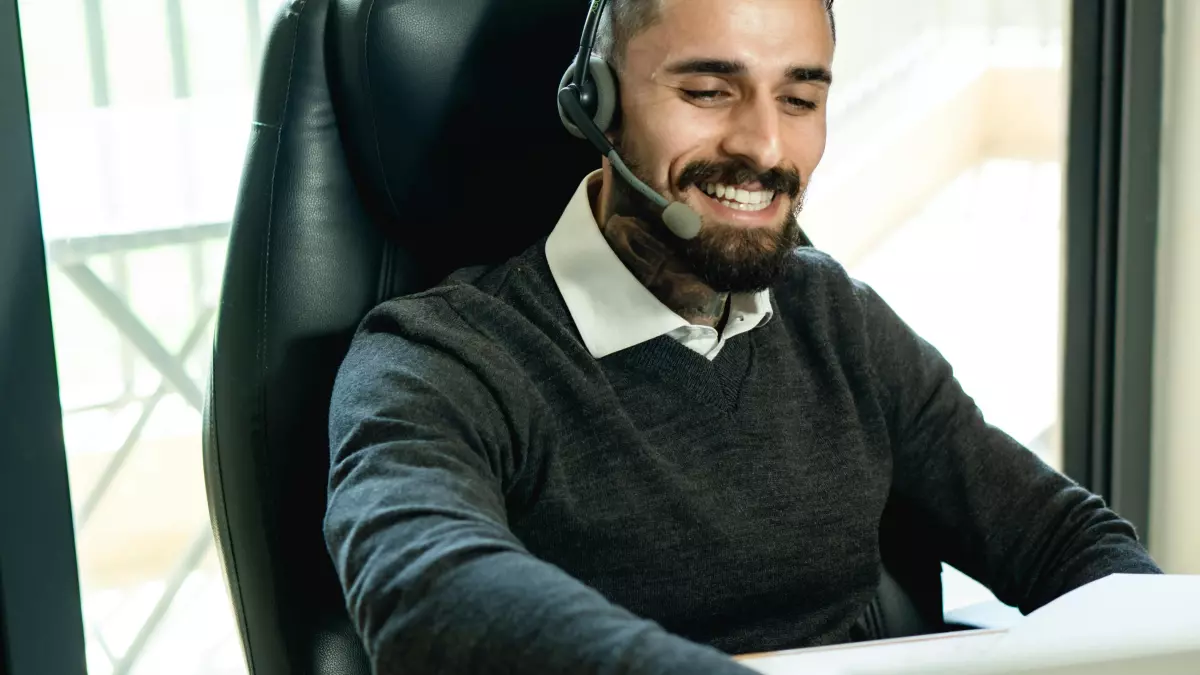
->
[545, 171, 773, 358]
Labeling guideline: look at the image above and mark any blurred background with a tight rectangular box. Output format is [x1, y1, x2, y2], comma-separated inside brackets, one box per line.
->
[7, 0, 1135, 672]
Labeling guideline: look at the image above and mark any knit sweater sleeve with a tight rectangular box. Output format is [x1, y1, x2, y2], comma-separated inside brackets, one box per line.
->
[323, 295, 756, 675]
[854, 281, 1161, 614]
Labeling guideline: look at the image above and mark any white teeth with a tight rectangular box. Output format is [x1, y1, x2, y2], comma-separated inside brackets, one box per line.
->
[719, 198, 771, 212]
[701, 182, 775, 207]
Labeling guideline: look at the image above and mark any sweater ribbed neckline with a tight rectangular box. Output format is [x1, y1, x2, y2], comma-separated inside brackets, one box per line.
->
[601, 332, 754, 414]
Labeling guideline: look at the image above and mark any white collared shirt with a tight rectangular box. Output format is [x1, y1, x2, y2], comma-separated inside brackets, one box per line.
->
[545, 171, 773, 360]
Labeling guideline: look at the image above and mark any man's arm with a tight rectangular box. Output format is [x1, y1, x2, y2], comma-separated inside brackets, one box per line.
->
[855, 282, 1161, 614]
[324, 300, 755, 675]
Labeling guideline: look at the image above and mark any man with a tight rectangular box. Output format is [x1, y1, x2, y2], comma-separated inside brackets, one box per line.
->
[323, 0, 1160, 673]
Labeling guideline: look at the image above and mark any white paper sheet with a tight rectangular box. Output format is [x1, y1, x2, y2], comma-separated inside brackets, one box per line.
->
[742, 575, 1200, 675]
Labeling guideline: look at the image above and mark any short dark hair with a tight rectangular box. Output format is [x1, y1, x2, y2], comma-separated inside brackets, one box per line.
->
[594, 0, 836, 71]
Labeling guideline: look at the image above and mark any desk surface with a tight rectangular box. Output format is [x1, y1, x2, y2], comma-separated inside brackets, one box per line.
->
[736, 629, 1007, 674]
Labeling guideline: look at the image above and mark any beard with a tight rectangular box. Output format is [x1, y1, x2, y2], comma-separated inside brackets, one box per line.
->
[610, 144, 808, 294]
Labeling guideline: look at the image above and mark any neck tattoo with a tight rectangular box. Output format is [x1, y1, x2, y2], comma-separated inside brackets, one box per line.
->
[595, 182, 729, 329]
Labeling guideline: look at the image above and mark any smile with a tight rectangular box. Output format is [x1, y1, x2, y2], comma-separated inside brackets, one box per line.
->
[700, 182, 777, 212]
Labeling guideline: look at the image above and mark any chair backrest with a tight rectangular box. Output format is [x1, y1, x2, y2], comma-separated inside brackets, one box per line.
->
[203, 1, 949, 672]
[202, 0, 597, 672]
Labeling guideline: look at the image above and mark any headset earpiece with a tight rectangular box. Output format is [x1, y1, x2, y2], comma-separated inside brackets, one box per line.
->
[557, 56, 617, 139]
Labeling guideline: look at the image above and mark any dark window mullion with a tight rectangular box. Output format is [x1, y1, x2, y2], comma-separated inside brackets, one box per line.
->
[1110, 0, 1164, 539]
[0, 1, 88, 674]
[1063, 0, 1163, 540]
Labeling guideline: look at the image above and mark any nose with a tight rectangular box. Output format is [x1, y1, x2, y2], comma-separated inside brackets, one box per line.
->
[718, 91, 785, 173]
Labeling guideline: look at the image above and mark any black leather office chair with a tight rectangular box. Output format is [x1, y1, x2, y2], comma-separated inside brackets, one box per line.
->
[203, 1, 965, 673]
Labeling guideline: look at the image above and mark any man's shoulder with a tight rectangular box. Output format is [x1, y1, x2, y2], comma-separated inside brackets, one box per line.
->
[354, 239, 573, 355]
[774, 246, 873, 311]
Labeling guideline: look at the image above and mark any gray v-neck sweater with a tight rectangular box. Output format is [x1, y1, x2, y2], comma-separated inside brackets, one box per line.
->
[324, 242, 1158, 675]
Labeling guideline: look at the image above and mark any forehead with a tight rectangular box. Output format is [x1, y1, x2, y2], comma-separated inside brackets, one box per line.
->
[628, 0, 834, 73]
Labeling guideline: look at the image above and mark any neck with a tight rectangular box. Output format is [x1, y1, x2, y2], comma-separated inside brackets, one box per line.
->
[592, 167, 729, 329]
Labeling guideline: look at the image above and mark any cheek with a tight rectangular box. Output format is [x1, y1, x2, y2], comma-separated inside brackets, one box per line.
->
[627, 108, 711, 181]
[787, 116, 828, 177]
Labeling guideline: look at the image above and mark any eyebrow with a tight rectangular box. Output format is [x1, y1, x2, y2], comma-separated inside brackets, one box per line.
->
[663, 58, 833, 85]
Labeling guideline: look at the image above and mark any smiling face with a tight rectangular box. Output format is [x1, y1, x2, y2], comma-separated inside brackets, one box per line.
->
[607, 0, 834, 292]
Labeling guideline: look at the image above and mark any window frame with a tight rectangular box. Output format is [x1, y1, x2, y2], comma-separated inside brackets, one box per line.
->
[1061, 0, 1164, 540]
[0, 1, 88, 673]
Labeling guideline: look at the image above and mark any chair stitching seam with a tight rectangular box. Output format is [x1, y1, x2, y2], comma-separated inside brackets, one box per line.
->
[237, 0, 311, 672]
[361, 0, 401, 218]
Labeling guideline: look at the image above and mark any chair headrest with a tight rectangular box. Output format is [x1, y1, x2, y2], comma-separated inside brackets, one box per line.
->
[330, 0, 601, 284]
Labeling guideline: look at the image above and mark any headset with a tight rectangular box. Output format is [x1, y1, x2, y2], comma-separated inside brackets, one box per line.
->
[556, 0, 703, 240]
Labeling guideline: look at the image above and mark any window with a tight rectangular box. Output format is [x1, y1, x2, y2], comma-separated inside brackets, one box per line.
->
[18, 1, 285, 672]
[805, 0, 1069, 611]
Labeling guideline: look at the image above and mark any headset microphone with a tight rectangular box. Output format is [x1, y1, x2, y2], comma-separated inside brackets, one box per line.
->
[557, 89, 702, 240]
[557, 0, 703, 241]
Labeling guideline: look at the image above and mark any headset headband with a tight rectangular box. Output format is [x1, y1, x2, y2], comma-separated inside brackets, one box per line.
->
[570, 0, 609, 111]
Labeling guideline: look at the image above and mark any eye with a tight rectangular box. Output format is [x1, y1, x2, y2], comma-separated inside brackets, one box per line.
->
[782, 97, 818, 112]
[681, 89, 729, 104]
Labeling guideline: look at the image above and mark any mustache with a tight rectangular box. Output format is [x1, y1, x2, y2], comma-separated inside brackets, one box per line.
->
[676, 161, 803, 200]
